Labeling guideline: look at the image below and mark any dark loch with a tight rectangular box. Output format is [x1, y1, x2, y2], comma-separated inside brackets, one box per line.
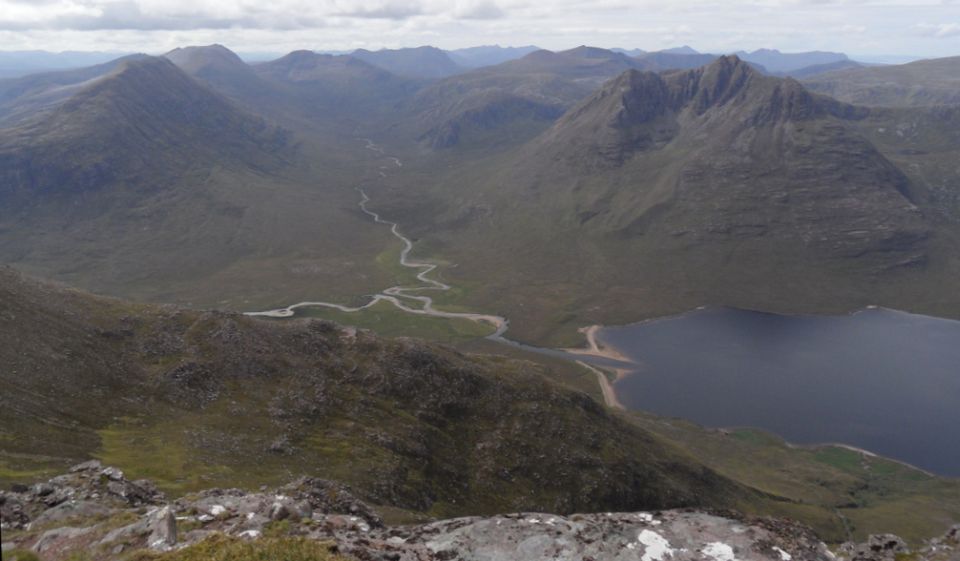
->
[599, 307, 960, 476]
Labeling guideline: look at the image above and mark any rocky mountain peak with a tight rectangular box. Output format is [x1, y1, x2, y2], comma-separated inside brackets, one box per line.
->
[685, 54, 757, 112]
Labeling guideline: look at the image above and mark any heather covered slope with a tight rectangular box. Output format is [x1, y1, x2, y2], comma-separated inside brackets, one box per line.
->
[376, 56, 960, 344]
[0, 266, 750, 518]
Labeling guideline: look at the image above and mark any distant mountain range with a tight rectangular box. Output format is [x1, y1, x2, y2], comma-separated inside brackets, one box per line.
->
[734, 48, 849, 73]
[0, 45, 878, 79]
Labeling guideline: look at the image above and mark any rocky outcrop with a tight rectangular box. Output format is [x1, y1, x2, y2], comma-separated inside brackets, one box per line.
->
[0, 460, 163, 531]
[836, 528, 960, 561]
[4, 463, 956, 561]
[337, 510, 834, 561]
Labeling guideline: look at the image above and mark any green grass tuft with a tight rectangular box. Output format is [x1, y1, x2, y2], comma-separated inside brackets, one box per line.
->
[131, 535, 348, 561]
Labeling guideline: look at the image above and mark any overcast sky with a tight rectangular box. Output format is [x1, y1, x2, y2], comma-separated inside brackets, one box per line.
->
[0, 0, 957, 59]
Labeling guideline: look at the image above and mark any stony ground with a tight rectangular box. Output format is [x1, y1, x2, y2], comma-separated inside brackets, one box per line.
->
[2, 462, 956, 561]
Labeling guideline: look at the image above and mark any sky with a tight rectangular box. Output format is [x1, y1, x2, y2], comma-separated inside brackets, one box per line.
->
[0, 0, 957, 59]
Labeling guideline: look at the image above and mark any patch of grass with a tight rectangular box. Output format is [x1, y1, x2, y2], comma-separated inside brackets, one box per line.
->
[96, 421, 204, 493]
[297, 300, 494, 344]
[813, 447, 866, 473]
[1, 550, 40, 561]
[626, 412, 960, 544]
[131, 535, 348, 561]
[0, 457, 63, 485]
[263, 520, 293, 538]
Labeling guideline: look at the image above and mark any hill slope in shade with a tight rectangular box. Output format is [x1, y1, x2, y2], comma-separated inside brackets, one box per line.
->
[0, 53, 147, 126]
[802, 56, 960, 106]
[352, 46, 465, 79]
[163, 43, 271, 103]
[446, 45, 541, 68]
[377, 56, 960, 344]
[254, 50, 421, 117]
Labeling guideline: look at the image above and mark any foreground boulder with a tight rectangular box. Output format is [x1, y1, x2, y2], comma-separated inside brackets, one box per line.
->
[1, 463, 957, 561]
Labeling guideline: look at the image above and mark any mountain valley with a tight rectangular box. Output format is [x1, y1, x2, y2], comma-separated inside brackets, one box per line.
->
[1, 38, 959, 557]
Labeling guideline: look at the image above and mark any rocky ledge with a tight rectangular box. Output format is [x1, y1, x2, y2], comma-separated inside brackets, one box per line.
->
[1, 462, 957, 561]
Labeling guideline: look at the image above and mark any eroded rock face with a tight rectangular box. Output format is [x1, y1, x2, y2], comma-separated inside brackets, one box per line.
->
[2, 464, 957, 561]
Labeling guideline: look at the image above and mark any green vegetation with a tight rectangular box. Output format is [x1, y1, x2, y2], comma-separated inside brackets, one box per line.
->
[133, 536, 348, 561]
[1, 550, 40, 561]
[0, 267, 751, 521]
[296, 300, 494, 344]
[626, 420, 960, 544]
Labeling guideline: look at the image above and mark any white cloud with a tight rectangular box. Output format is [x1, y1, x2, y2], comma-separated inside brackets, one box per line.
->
[0, 0, 956, 57]
[914, 22, 960, 37]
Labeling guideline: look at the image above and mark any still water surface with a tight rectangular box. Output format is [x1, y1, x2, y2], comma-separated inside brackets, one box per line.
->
[596, 307, 960, 476]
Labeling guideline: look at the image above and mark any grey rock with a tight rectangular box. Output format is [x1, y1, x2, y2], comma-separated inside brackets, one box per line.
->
[69, 460, 103, 473]
[31, 483, 54, 497]
[268, 496, 312, 522]
[147, 506, 177, 550]
[101, 467, 125, 481]
[838, 534, 910, 561]
[32, 526, 95, 554]
[338, 511, 835, 561]
[0, 493, 28, 530]
[31, 500, 115, 527]
[99, 506, 177, 550]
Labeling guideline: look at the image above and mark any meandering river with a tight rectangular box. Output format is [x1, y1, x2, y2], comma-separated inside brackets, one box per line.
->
[247, 139, 508, 337]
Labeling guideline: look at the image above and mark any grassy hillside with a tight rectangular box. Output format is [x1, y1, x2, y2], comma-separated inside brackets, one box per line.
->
[627, 415, 960, 544]
[0, 266, 753, 519]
